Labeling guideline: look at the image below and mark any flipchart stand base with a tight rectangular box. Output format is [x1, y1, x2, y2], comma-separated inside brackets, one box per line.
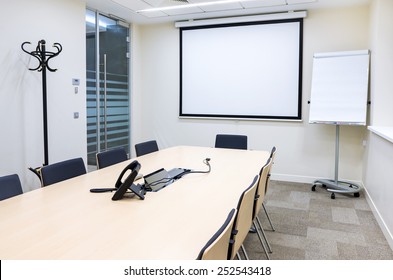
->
[310, 125, 362, 199]
[311, 178, 361, 199]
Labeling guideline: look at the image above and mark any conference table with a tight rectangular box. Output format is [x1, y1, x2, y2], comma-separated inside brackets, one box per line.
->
[0, 146, 269, 259]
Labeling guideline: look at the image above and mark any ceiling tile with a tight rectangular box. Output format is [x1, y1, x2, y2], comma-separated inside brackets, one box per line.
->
[200, 2, 243, 12]
[138, 10, 170, 18]
[287, 0, 317, 4]
[151, 0, 191, 7]
[143, 0, 167, 7]
[241, 0, 287, 9]
[188, 0, 226, 3]
[111, 0, 150, 10]
[164, 6, 205, 15]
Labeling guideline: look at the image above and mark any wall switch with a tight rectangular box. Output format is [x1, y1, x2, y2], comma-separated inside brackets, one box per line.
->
[74, 87, 78, 94]
[72, 78, 80, 86]
[74, 112, 79, 119]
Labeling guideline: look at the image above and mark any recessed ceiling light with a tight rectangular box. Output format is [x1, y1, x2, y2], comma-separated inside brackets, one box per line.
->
[137, 0, 253, 13]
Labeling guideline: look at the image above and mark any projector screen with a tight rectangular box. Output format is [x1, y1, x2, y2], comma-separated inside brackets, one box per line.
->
[179, 19, 303, 120]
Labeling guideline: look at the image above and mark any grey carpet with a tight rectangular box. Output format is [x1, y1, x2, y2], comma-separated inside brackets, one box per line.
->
[244, 180, 393, 260]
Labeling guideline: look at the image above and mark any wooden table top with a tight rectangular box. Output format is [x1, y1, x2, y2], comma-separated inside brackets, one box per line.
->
[0, 146, 269, 259]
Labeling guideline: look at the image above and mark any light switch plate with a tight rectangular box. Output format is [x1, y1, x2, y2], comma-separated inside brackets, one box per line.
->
[72, 78, 80, 86]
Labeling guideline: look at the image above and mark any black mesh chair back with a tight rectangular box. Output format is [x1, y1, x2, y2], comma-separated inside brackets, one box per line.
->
[41, 157, 86, 187]
[215, 134, 248, 150]
[0, 174, 23, 200]
[135, 140, 159, 157]
[96, 148, 128, 169]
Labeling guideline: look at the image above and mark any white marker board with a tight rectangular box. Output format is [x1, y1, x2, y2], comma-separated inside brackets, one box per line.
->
[309, 50, 369, 125]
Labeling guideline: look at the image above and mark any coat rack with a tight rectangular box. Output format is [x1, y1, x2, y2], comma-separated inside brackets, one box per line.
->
[21, 40, 62, 179]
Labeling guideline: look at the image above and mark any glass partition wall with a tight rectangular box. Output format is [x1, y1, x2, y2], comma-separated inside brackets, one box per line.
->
[86, 9, 130, 167]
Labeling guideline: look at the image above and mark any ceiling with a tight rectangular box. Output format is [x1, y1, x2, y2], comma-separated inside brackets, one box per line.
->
[82, 0, 370, 24]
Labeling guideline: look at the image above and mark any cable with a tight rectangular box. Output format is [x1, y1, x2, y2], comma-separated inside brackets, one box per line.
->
[145, 177, 174, 188]
[90, 188, 116, 193]
[188, 158, 211, 174]
[144, 158, 212, 190]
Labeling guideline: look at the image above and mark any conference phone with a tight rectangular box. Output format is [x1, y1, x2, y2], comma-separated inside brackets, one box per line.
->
[90, 158, 211, 200]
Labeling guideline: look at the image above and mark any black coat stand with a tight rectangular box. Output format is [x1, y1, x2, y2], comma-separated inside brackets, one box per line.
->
[21, 40, 62, 179]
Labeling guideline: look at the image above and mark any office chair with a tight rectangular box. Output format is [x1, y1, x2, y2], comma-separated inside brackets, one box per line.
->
[215, 134, 248, 150]
[135, 140, 159, 157]
[96, 148, 128, 169]
[250, 158, 273, 260]
[262, 146, 276, 231]
[228, 175, 259, 260]
[0, 174, 23, 201]
[196, 208, 237, 260]
[40, 157, 87, 187]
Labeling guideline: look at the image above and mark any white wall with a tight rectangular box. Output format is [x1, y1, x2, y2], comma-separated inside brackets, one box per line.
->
[368, 0, 393, 126]
[0, 0, 87, 191]
[363, 0, 393, 249]
[130, 24, 144, 153]
[364, 133, 393, 249]
[133, 5, 370, 184]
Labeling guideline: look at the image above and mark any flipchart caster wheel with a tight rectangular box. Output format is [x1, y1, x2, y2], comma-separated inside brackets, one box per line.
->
[311, 185, 316, 192]
[331, 193, 335, 199]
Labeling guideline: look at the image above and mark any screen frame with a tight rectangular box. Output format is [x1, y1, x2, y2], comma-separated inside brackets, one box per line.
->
[179, 18, 303, 121]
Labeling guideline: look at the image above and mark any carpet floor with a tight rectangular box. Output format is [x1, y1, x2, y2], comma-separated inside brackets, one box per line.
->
[244, 180, 393, 260]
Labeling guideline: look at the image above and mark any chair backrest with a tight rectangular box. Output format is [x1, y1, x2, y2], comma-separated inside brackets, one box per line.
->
[96, 148, 128, 169]
[228, 175, 259, 259]
[265, 146, 277, 194]
[269, 146, 277, 160]
[215, 134, 248, 150]
[135, 140, 159, 157]
[41, 157, 86, 187]
[197, 208, 237, 260]
[253, 158, 273, 220]
[0, 174, 23, 201]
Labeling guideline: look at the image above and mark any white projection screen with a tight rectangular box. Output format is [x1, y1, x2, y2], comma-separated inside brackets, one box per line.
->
[180, 19, 303, 120]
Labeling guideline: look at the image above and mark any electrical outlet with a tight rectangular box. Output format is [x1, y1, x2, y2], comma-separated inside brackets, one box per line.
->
[74, 112, 79, 119]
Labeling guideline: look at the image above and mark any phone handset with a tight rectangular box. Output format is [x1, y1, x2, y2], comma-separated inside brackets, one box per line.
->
[115, 160, 140, 189]
[112, 160, 144, 201]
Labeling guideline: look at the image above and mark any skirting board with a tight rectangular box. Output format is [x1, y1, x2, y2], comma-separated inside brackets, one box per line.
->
[362, 184, 393, 251]
[271, 173, 362, 186]
[272, 173, 393, 251]
[272, 173, 319, 184]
